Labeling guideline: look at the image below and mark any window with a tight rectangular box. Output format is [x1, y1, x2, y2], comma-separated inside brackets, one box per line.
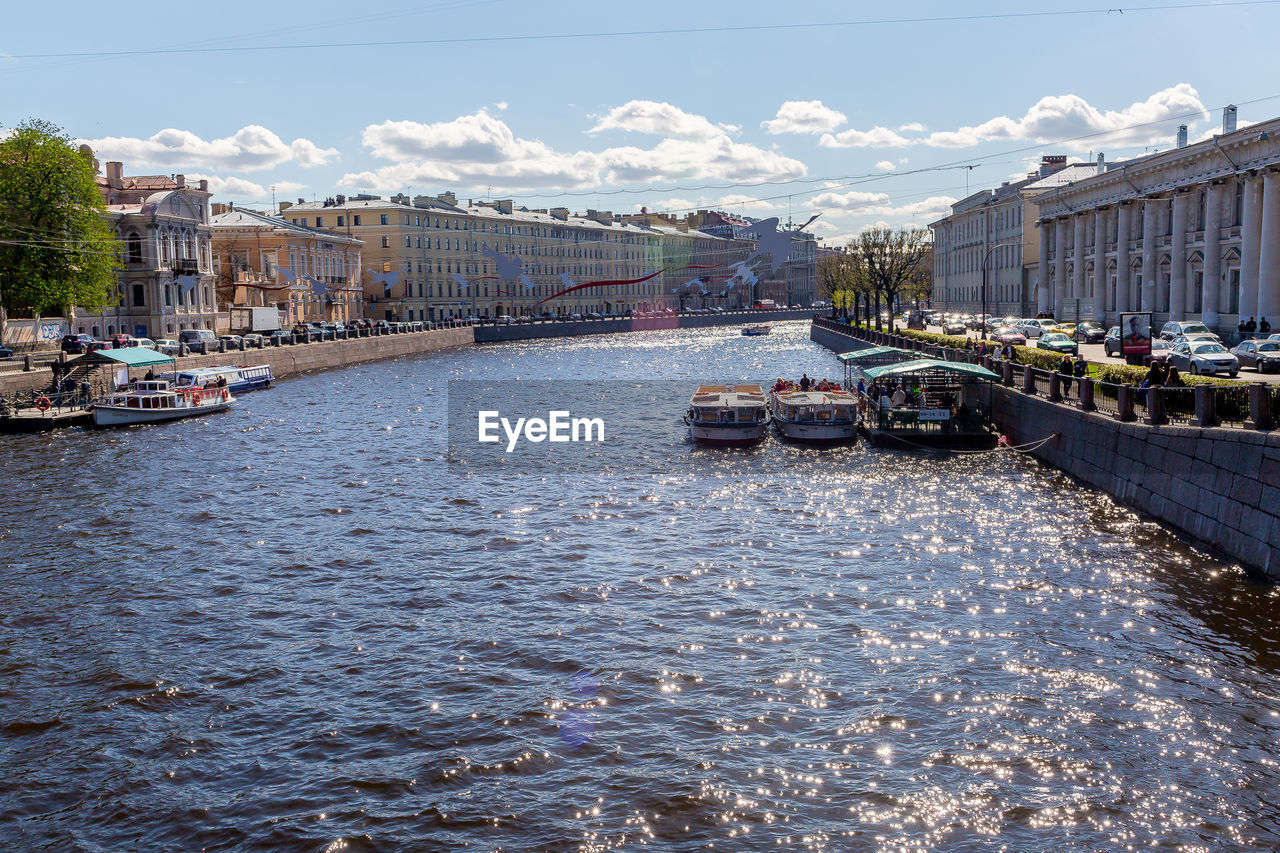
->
[353, 215, 362, 226]
[164, 284, 172, 306]
[380, 215, 388, 225]
[337, 216, 345, 226]
[127, 232, 143, 264]
[132, 283, 145, 307]
[315, 217, 323, 227]
[381, 236, 390, 248]
[301, 219, 308, 227]
[405, 235, 412, 248]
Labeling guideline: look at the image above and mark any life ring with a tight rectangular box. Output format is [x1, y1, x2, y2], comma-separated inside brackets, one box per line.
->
[34, 396, 51, 412]
[191, 392, 202, 407]
[221, 389, 229, 401]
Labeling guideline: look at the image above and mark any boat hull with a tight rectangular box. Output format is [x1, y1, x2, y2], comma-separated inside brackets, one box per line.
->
[774, 420, 857, 442]
[91, 400, 230, 427]
[689, 421, 769, 445]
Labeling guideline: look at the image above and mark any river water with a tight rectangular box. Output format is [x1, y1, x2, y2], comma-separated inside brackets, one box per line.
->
[1, 320, 1278, 852]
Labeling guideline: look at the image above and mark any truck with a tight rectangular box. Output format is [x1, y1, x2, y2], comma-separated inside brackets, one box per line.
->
[230, 306, 283, 334]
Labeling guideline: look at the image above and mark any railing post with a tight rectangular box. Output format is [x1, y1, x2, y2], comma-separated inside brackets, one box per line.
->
[1116, 384, 1136, 421]
[1022, 364, 1035, 394]
[1190, 384, 1219, 428]
[23, 355, 32, 372]
[199, 342, 209, 355]
[981, 355, 993, 371]
[1080, 378, 1096, 411]
[1049, 371, 1062, 401]
[218, 340, 227, 353]
[1002, 359, 1014, 386]
[1245, 382, 1275, 430]
[1146, 387, 1168, 425]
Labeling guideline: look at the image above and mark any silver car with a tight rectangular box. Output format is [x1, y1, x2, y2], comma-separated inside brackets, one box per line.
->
[1231, 338, 1280, 373]
[1168, 341, 1239, 377]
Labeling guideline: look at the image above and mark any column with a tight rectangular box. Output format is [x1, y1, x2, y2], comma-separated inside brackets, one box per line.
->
[1037, 221, 1050, 314]
[1240, 174, 1264, 322]
[1141, 197, 1161, 312]
[1093, 207, 1108, 323]
[1258, 170, 1280, 323]
[1201, 181, 1223, 330]
[1054, 218, 1068, 318]
[1115, 203, 1132, 317]
[1169, 191, 1189, 320]
[1072, 213, 1087, 314]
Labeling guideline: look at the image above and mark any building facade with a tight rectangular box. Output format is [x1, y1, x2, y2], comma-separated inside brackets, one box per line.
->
[1032, 107, 1280, 332]
[211, 206, 363, 325]
[79, 161, 217, 339]
[930, 156, 1072, 317]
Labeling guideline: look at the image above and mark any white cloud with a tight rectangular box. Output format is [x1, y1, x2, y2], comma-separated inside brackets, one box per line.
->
[495, 101, 509, 111]
[810, 190, 893, 211]
[345, 109, 805, 193]
[923, 84, 1208, 150]
[898, 122, 926, 133]
[636, 193, 782, 215]
[589, 100, 736, 140]
[80, 125, 338, 172]
[875, 160, 896, 171]
[812, 191, 956, 222]
[819, 126, 913, 148]
[187, 174, 266, 198]
[762, 100, 847, 135]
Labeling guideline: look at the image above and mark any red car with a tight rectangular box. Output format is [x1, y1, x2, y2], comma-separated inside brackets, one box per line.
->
[990, 327, 1027, 346]
[108, 333, 135, 348]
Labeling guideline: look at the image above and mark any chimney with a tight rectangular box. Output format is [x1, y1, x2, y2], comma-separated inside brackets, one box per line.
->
[106, 161, 124, 188]
[175, 174, 186, 188]
[1039, 155, 1068, 178]
[550, 207, 569, 221]
[1096, 152, 1105, 173]
[437, 191, 457, 206]
[1177, 125, 1188, 148]
[279, 201, 293, 213]
[1224, 104, 1238, 134]
[198, 179, 208, 192]
[211, 202, 230, 216]
[496, 199, 513, 215]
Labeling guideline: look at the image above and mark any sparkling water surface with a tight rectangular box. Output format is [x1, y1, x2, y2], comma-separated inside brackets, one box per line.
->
[2, 321, 1279, 852]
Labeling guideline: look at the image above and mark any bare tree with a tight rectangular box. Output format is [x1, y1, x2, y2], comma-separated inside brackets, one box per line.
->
[850, 227, 931, 333]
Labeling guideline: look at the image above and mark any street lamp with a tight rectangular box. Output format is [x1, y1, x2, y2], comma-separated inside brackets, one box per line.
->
[980, 240, 1024, 342]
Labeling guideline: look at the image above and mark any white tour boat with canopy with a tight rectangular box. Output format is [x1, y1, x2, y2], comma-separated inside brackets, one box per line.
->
[684, 384, 770, 445]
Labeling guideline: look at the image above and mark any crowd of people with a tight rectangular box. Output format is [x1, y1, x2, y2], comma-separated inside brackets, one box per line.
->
[1238, 316, 1273, 339]
[772, 373, 843, 394]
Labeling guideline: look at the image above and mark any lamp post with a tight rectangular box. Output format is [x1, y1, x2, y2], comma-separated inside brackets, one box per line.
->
[980, 240, 1024, 342]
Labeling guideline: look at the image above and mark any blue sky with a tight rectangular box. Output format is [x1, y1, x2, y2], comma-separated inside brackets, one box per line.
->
[4, 0, 1280, 244]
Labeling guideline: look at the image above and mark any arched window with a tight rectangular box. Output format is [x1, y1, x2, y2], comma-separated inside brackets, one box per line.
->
[132, 283, 146, 307]
[127, 232, 143, 264]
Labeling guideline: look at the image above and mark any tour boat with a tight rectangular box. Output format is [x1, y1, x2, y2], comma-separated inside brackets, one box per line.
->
[742, 324, 772, 336]
[91, 380, 233, 427]
[162, 364, 273, 394]
[769, 388, 858, 442]
[684, 384, 770, 445]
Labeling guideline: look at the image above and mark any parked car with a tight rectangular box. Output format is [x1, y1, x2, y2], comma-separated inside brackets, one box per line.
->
[1036, 332, 1078, 356]
[179, 329, 217, 349]
[218, 334, 244, 348]
[61, 333, 96, 353]
[1160, 320, 1220, 342]
[941, 319, 967, 336]
[1230, 338, 1280, 372]
[108, 333, 135, 348]
[84, 340, 113, 352]
[1169, 333, 1219, 348]
[133, 337, 157, 350]
[1150, 338, 1173, 363]
[990, 327, 1027, 346]
[1168, 341, 1239, 376]
[269, 329, 294, 343]
[1103, 326, 1122, 357]
[0, 346, 14, 360]
[242, 333, 264, 347]
[1047, 322, 1077, 340]
[154, 338, 181, 355]
[1075, 321, 1107, 343]
[1017, 318, 1053, 339]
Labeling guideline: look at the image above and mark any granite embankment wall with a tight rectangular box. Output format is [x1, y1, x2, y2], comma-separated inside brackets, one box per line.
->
[474, 309, 813, 343]
[0, 326, 475, 397]
[810, 320, 1280, 579]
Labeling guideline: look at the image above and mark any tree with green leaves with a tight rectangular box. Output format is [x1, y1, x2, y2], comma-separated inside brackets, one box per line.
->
[818, 249, 870, 322]
[0, 119, 119, 333]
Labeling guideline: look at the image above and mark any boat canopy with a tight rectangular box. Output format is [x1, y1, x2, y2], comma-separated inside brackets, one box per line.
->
[69, 348, 175, 368]
[836, 346, 918, 363]
[863, 359, 999, 381]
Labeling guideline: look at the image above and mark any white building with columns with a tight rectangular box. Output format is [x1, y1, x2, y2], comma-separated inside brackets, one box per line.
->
[1030, 106, 1280, 334]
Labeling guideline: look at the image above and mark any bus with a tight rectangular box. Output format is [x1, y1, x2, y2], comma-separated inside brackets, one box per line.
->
[752, 299, 777, 310]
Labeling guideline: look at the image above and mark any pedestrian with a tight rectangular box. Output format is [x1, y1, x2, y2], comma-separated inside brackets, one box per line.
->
[1240, 318, 1249, 338]
[1058, 355, 1074, 396]
[1145, 359, 1166, 387]
[1165, 366, 1185, 386]
[891, 384, 907, 407]
[1261, 317, 1272, 336]
[1245, 316, 1257, 338]
[978, 341, 989, 357]
[799, 372, 811, 392]
[1072, 354, 1088, 386]
[1004, 342, 1016, 362]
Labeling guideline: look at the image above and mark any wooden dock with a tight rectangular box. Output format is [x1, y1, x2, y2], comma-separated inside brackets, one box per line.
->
[0, 407, 93, 434]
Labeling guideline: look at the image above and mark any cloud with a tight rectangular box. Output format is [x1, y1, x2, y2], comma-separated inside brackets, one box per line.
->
[898, 122, 926, 133]
[345, 108, 805, 193]
[495, 101, 509, 111]
[819, 126, 913, 148]
[80, 125, 338, 172]
[875, 160, 896, 171]
[810, 190, 893, 211]
[589, 100, 735, 140]
[812, 190, 956, 222]
[639, 193, 783, 214]
[762, 100, 847, 135]
[922, 84, 1208, 149]
[187, 174, 266, 198]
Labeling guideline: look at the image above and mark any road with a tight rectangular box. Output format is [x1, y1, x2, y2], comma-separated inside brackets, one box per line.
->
[922, 324, 1280, 385]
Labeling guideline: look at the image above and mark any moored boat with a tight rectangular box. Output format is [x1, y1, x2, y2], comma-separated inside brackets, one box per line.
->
[742, 324, 772, 336]
[162, 364, 273, 394]
[685, 384, 770, 445]
[91, 381, 233, 427]
[769, 387, 857, 442]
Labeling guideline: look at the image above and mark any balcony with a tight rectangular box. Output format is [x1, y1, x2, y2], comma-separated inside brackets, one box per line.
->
[172, 257, 200, 275]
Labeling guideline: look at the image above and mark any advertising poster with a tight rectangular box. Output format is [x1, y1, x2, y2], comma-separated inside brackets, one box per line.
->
[1120, 311, 1153, 356]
